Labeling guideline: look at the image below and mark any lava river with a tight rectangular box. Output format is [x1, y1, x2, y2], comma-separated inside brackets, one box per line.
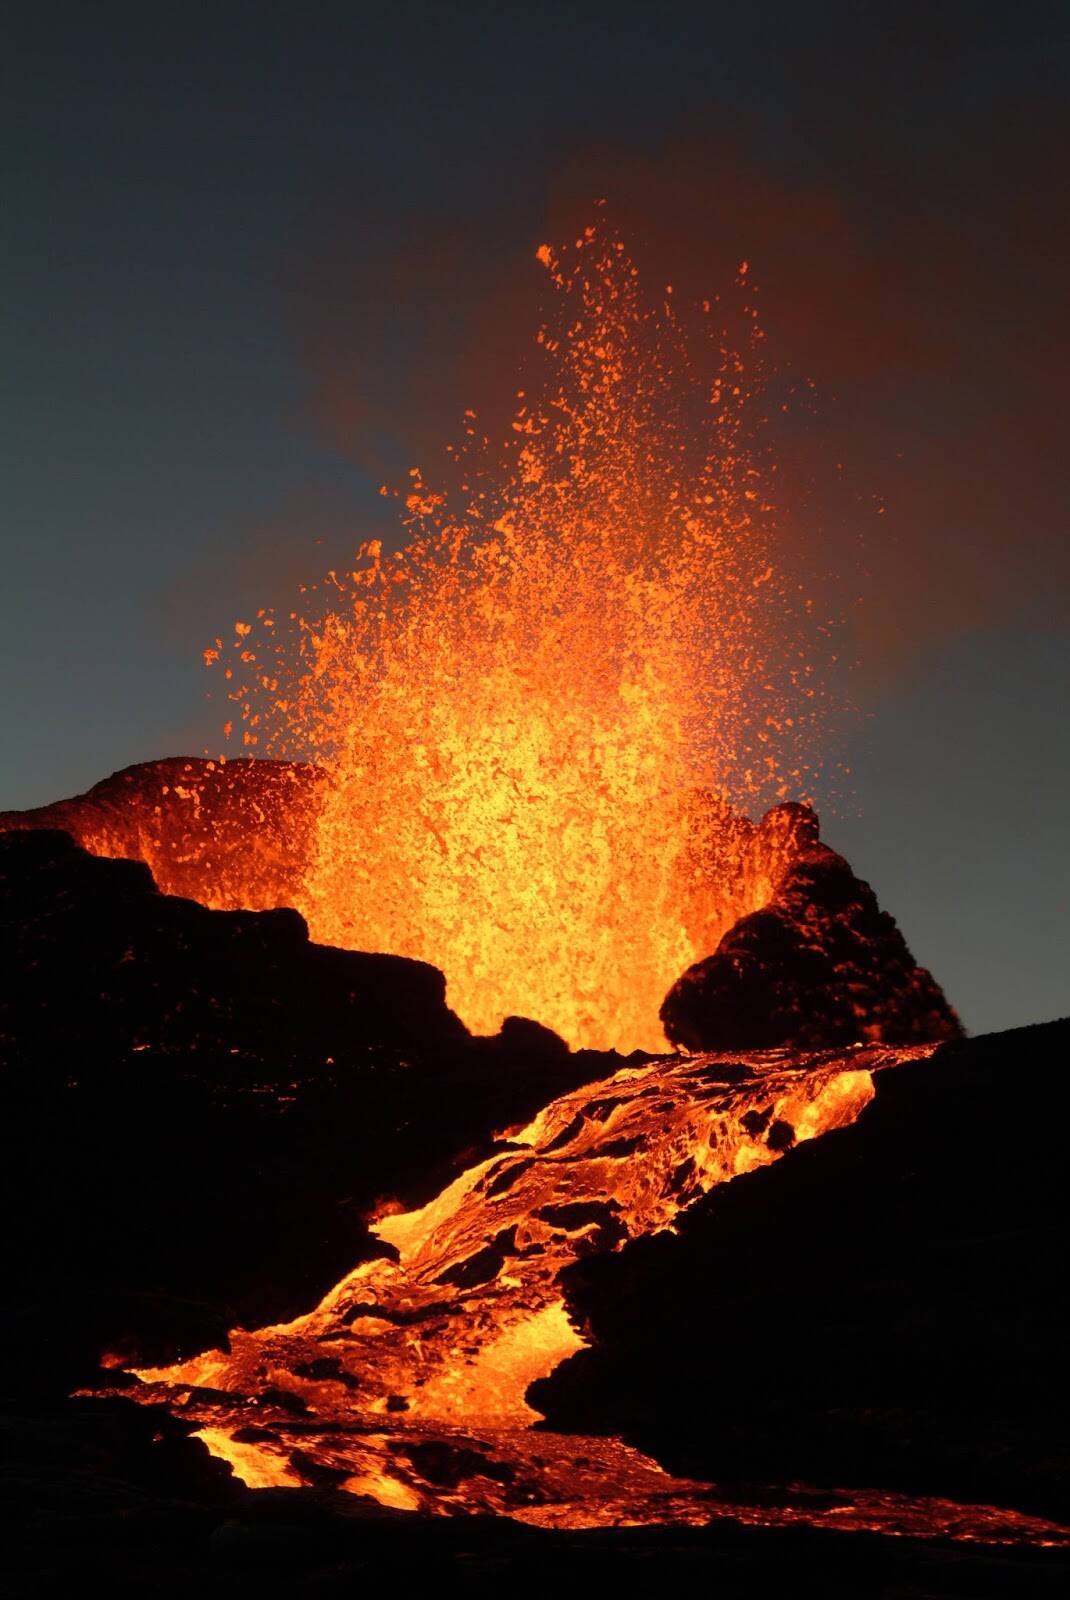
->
[103, 1043, 1070, 1547]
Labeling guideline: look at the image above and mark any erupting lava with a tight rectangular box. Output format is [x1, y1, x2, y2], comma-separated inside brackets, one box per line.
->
[14, 218, 1058, 1562]
[206, 223, 826, 1049]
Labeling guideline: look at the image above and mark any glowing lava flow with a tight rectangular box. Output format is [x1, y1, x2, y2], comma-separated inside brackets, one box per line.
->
[206, 226, 831, 1050]
[106, 1041, 1069, 1546]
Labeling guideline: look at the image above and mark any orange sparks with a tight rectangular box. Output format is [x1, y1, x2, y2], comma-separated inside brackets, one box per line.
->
[202, 223, 825, 1050]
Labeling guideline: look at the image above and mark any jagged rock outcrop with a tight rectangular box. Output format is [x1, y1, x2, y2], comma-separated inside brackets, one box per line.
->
[3, 825, 466, 1059]
[661, 823, 962, 1051]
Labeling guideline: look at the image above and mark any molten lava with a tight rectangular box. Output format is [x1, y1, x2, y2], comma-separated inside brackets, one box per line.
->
[137, 1046, 879, 1423]
[106, 1041, 1067, 1546]
[203, 225, 827, 1050]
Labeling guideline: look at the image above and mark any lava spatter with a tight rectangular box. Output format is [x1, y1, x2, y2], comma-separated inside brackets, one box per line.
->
[206, 226, 832, 1050]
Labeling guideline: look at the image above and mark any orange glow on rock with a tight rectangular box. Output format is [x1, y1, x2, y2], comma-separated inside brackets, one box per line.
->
[192, 1426, 302, 1489]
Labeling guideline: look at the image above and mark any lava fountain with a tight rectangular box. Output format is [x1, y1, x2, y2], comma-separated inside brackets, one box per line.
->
[207, 223, 827, 1050]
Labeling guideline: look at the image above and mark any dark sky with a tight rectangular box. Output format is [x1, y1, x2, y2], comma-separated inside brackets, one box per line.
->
[4, 1, 1068, 1033]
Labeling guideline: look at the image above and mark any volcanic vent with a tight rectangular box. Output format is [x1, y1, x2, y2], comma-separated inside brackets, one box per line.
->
[197, 227, 840, 1052]
[6, 225, 955, 1055]
[5, 759, 960, 1060]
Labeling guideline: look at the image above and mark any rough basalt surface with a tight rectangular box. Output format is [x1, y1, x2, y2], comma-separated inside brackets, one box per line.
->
[661, 829, 962, 1051]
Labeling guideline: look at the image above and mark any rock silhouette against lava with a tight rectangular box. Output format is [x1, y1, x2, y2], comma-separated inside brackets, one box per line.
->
[661, 823, 962, 1051]
[0, 828, 598, 1385]
[4, 762, 961, 1054]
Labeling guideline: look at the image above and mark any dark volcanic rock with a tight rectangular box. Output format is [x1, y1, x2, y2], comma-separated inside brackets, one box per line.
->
[532, 1020, 1070, 1523]
[7, 768, 963, 1061]
[661, 830, 962, 1051]
[0, 828, 597, 1386]
[2, 825, 468, 1059]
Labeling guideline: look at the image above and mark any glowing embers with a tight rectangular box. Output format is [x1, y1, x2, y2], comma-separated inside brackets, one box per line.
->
[209, 227, 827, 1050]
